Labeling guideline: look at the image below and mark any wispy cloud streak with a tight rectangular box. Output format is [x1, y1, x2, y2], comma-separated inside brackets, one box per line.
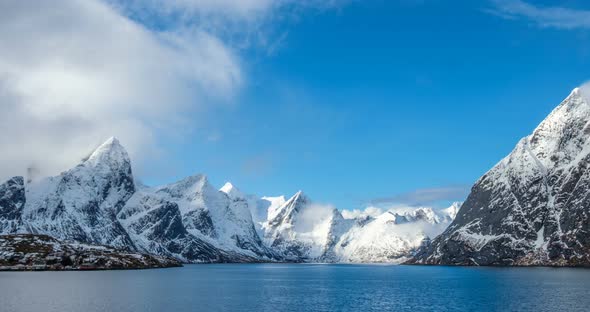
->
[488, 0, 590, 29]
[369, 185, 470, 207]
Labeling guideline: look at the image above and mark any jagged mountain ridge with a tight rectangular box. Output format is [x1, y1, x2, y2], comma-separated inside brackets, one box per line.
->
[409, 87, 590, 266]
[0, 137, 457, 263]
[262, 191, 460, 263]
[0, 138, 270, 263]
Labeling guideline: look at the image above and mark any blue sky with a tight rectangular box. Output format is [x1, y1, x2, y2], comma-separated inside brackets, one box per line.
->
[3, 0, 590, 210]
[139, 0, 590, 209]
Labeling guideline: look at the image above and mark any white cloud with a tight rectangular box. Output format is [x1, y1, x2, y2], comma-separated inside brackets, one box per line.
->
[291, 203, 337, 258]
[293, 203, 336, 233]
[137, 0, 274, 17]
[488, 0, 590, 29]
[341, 207, 383, 219]
[580, 82, 590, 103]
[0, 0, 241, 181]
[0, 0, 351, 182]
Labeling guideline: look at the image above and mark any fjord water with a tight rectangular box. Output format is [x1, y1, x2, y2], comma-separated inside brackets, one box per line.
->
[1, 265, 589, 312]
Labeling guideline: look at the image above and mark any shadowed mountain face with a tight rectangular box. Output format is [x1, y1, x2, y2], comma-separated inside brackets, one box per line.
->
[409, 88, 590, 266]
[0, 176, 25, 233]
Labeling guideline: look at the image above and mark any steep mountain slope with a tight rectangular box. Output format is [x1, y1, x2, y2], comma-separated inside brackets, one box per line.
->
[118, 190, 245, 263]
[153, 178, 276, 260]
[263, 191, 342, 261]
[410, 88, 590, 266]
[0, 138, 270, 263]
[20, 137, 136, 248]
[0, 177, 25, 233]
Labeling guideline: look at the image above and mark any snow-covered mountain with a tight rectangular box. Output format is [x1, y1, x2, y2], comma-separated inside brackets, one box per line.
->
[20, 137, 136, 248]
[332, 204, 461, 263]
[410, 87, 590, 266]
[0, 176, 25, 234]
[261, 191, 459, 263]
[262, 191, 341, 261]
[0, 137, 457, 263]
[0, 138, 269, 263]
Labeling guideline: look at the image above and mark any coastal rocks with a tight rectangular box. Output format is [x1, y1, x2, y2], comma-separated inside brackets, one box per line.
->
[0, 234, 181, 271]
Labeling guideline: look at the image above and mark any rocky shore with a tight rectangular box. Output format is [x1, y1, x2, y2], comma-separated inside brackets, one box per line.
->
[0, 234, 182, 271]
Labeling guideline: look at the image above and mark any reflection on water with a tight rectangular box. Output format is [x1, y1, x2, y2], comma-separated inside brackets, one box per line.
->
[0, 264, 589, 312]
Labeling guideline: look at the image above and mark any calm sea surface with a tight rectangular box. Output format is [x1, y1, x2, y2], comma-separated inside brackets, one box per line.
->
[1, 264, 589, 312]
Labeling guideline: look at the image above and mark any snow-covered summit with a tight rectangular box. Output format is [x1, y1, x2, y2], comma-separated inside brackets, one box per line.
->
[84, 137, 131, 169]
[220, 182, 244, 200]
[17, 137, 136, 249]
[267, 190, 308, 225]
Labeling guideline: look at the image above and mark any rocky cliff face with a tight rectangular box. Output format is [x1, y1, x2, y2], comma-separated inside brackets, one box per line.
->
[409, 88, 590, 266]
[0, 177, 25, 233]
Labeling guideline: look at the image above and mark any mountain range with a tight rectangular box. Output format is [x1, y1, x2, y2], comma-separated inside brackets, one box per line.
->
[3, 87, 590, 266]
[0, 137, 456, 263]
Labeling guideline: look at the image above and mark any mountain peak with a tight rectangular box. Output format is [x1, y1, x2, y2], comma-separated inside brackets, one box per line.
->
[285, 191, 308, 208]
[285, 191, 309, 209]
[220, 182, 244, 199]
[83, 137, 131, 172]
[220, 182, 234, 192]
[266, 190, 310, 226]
[525, 87, 590, 169]
[157, 174, 208, 194]
[105, 136, 119, 145]
[566, 85, 589, 103]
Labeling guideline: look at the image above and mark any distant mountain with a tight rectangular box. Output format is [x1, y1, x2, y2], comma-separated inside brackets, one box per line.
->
[409, 88, 590, 266]
[0, 137, 457, 263]
[261, 191, 459, 263]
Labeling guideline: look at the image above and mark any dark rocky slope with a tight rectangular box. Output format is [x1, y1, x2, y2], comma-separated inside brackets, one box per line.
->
[409, 88, 590, 266]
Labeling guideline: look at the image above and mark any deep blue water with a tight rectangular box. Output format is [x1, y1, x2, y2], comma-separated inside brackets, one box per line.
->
[1, 264, 589, 312]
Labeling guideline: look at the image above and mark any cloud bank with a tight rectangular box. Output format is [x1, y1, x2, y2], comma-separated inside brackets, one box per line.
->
[0, 0, 348, 182]
[0, 0, 243, 180]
